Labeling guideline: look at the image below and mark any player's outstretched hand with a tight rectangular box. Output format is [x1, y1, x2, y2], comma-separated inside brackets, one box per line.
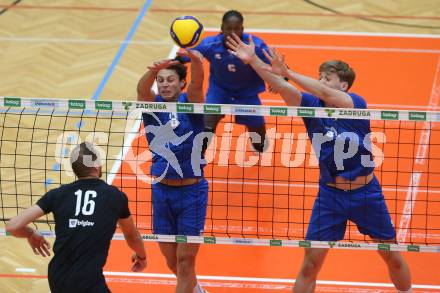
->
[148, 59, 179, 72]
[262, 47, 289, 77]
[131, 253, 147, 272]
[176, 49, 203, 61]
[226, 33, 256, 64]
[27, 231, 51, 257]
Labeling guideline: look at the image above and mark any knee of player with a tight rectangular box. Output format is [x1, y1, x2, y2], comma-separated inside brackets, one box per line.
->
[176, 256, 196, 277]
[301, 257, 322, 277]
[166, 259, 178, 273]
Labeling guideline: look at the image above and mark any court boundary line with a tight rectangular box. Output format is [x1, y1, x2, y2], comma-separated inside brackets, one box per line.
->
[205, 27, 440, 39]
[0, 36, 170, 45]
[102, 272, 440, 289]
[271, 44, 440, 54]
[397, 56, 440, 242]
[2, 272, 439, 290]
[1, 35, 438, 54]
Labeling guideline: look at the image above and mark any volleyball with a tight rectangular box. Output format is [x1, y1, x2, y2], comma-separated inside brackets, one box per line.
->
[170, 16, 204, 48]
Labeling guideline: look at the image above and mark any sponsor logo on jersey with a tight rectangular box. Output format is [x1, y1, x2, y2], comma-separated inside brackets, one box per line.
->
[69, 219, 95, 228]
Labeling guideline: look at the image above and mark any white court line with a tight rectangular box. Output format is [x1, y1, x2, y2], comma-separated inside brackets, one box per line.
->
[397, 56, 440, 243]
[106, 121, 142, 185]
[206, 27, 440, 53]
[271, 44, 440, 54]
[103, 271, 440, 290]
[8, 36, 438, 53]
[106, 45, 180, 185]
[113, 175, 440, 194]
[0, 36, 169, 45]
[365, 103, 440, 109]
[15, 268, 36, 273]
[206, 27, 440, 39]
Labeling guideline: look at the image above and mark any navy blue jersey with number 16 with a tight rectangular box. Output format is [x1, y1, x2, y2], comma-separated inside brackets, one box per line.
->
[36, 178, 130, 293]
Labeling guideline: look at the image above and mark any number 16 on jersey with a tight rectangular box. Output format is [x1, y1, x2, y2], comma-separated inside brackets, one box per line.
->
[74, 190, 97, 216]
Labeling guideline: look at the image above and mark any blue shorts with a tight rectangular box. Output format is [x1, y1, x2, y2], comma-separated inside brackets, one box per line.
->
[152, 178, 208, 236]
[306, 176, 396, 241]
[206, 87, 265, 128]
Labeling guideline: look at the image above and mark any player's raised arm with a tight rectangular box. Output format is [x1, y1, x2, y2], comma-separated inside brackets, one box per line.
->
[282, 67, 354, 108]
[259, 45, 354, 108]
[177, 49, 204, 103]
[226, 33, 302, 107]
[137, 59, 179, 102]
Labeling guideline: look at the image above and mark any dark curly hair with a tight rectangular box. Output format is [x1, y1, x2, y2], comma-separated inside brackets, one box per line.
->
[222, 10, 244, 23]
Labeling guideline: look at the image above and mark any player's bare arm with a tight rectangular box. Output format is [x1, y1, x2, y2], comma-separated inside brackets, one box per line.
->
[262, 47, 354, 108]
[118, 216, 147, 272]
[226, 33, 302, 107]
[177, 50, 204, 103]
[6, 205, 51, 257]
[285, 68, 354, 108]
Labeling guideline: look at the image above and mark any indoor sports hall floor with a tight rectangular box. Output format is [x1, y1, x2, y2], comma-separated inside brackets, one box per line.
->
[1, 1, 440, 292]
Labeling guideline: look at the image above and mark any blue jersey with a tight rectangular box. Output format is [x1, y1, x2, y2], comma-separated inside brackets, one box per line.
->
[193, 33, 269, 97]
[301, 92, 374, 184]
[142, 93, 205, 179]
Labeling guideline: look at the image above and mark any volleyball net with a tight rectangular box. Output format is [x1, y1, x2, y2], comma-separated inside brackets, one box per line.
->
[0, 96, 439, 252]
